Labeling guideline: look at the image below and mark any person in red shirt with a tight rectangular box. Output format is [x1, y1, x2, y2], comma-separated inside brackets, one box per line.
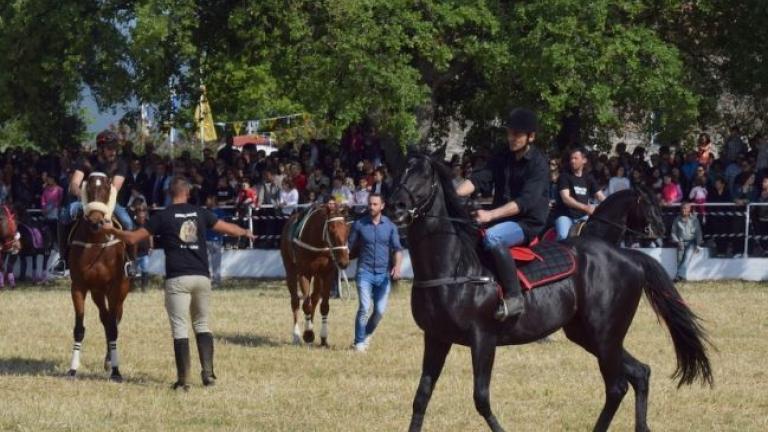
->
[291, 163, 307, 194]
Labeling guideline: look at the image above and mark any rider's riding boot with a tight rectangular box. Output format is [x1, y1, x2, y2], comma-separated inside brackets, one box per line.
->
[124, 244, 138, 278]
[196, 332, 217, 387]
[172, 338, 190, 391]
[490, 245, 525, 321]
[58, 222, 73, 268]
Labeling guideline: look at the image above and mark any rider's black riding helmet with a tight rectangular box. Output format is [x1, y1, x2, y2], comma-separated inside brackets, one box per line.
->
[96, 130, 120, 150]
[502, 108, 537, 134]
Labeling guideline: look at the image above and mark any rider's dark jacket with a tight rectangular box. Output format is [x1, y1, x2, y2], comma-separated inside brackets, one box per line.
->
[469, 146, 550, 242]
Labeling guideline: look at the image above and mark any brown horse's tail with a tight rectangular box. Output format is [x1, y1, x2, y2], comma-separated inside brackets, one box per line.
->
[633, 251, 714, 387]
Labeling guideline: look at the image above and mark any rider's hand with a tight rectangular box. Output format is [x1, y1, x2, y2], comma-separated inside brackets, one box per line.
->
[474, 209, 493, 225]
[585, 205, 596, 216]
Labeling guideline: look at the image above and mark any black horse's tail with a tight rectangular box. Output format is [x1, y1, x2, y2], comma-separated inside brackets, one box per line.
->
[633, 251, 714, 387]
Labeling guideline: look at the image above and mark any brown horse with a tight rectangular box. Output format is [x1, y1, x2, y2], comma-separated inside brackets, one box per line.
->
[280, 203, 350, 346]
[0, 204, 18, 289]
[67, 172, 130, 382]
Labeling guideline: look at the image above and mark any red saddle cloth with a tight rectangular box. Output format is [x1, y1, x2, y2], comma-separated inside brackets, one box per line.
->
[508, 238, 576, 290]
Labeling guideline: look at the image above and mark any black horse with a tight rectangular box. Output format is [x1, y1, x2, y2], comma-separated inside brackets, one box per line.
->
[573, 187, 666, 245]
[388, 152, 712, 432]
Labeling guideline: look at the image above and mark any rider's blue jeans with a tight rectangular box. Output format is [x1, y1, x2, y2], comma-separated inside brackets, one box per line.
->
[65, 201, 135, 230]
[482, 221, 526, 250]
[555, 215, 588, 240]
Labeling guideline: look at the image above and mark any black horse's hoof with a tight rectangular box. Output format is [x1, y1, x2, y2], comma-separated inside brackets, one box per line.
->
[66, 369, 77, 379]
[109, 374, 123, 383]
[320, 338, 329, 348]
[303, 330, 315, 344]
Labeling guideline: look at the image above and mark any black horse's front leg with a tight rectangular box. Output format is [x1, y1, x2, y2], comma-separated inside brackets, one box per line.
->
[408, 333, 451, 432]
[470, 331, 504, 432]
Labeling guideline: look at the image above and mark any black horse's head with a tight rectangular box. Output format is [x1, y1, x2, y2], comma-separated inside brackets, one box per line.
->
[626, 186, 666, 240]
[387, 150, 443, 226]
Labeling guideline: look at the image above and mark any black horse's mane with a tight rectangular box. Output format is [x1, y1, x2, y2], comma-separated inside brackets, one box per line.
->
[428, 156, 483, 268]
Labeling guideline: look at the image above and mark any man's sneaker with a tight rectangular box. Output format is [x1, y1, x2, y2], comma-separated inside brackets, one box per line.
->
[494, 296, 524, 321]
[363, 335, 372, 347]
[351, 342, 368, 353]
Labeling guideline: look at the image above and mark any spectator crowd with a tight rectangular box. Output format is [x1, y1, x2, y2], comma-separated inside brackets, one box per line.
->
[2, 124, 768, 260]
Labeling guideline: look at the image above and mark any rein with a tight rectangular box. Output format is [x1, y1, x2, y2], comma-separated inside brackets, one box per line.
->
[412, 276, 493, 288]
[587, 213, 653, 239]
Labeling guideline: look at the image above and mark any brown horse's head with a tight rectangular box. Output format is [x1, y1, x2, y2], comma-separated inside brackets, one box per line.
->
[324, 203, 350, 269]
[82, 172, 115, 226]
[0, 204, 18, 252]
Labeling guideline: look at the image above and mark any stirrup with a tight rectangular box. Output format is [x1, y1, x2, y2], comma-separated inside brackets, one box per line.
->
[494, 296, 524, 321]
[124, 261, 137, 278]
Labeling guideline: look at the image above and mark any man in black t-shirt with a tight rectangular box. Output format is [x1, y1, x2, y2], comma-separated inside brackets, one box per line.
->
[554, 147, 606, 240]
[103, 175, 255, 391]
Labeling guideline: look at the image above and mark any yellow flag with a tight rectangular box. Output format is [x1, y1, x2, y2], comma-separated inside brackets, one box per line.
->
[194, 86, 218, 142]
[232, 121, 243, 136]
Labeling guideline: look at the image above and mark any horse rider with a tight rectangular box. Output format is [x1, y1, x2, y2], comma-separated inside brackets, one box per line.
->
[455, 108, 550, 321]
[554, 146, 606, 240]
[60, 130, 138, 275]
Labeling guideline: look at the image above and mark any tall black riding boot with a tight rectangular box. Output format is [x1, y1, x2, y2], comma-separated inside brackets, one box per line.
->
[172, 338, 190, 391]
[58, 222, 73, 268]
[490, 245, 525, 321]
[196, 332, 216, 386]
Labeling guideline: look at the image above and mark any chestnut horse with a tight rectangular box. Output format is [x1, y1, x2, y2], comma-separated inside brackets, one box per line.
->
[0, 204, 18, 289]
[280, 204, 350, 346]
[67, 172, 130, 382]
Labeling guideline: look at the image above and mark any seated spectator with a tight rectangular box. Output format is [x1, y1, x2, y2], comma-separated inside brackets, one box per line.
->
[671, 202, 703, 282]
[215, 176, 235, 205]
[353, 177, 370, 212]
[707, 176, 733, 257]
[661, 173, 683, 206]
[278, 178, 299, 216]
[126, 184, 148, 210]
[330, 177, 353, 205]
[307, 166, 330, 194]
[689, 177, 708, 217]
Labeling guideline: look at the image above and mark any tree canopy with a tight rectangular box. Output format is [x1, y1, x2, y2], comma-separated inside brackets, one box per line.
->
[0, 0, 765, 151]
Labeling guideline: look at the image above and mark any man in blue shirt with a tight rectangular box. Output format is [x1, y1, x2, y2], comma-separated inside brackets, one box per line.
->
[348, 193, 403, 352]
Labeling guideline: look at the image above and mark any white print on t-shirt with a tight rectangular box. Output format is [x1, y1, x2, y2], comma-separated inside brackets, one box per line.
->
[174, 212, 199, 218]
[573, 186, 588, 196]
[178, 219, 199, 249]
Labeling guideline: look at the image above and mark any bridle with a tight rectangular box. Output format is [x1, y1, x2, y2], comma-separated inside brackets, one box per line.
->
[292, 209, 350, 262]
[391, 165, 440, 224]
[392, 163, 473, 227]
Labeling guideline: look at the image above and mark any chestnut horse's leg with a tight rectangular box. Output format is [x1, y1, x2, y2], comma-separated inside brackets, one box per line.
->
[300, 274, 315, 344]
[318, 269, 334, 347]
[92, 290, 122, 382]
[307, 276, 323, 346]
[286, 268, 302, 345]
[68, 287, 87, 378]
[104, 277, 129, 382]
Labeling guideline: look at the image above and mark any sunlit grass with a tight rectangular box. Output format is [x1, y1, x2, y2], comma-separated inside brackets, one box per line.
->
[0, 280, 765, 431]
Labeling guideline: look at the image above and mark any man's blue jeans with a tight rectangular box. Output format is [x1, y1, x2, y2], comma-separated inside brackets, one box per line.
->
[555, 215, 588, 240]
[676, 241, 698, 279]
[482, 221, 526, 250]
[66, 201, 135, 230]
[354, 271, 391, 344]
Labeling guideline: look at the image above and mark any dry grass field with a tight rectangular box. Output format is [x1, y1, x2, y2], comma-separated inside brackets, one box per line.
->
[0, 279, 766, 431]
